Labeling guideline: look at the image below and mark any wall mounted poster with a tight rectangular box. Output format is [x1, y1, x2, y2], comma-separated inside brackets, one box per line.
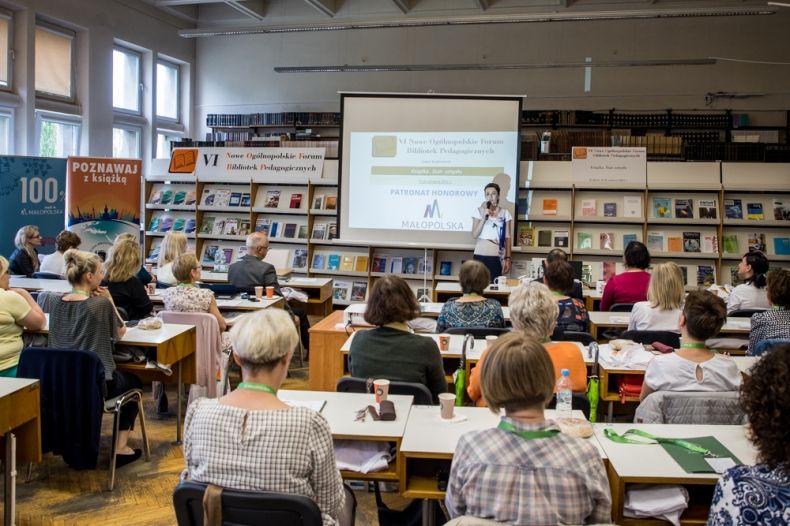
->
[66, 157, 142, 257]
[571, 147, 646, 187]
[0, 156, 67, 256]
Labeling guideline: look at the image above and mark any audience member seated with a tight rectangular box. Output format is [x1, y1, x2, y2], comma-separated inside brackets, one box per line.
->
[156, 231, 188, 286]
[446, 332, 611, 525]
[640, 291, 740, 401]
[37, 249, 142, 467]
[541, 248, 583, 301]
[468, 282, 587, 407]
[727, 250, 770, 314]
[748, 268, 790, 354]
[182, 309, 352, 526]
[544, 260, 589, 333]
[0, 256, 46, 377]
[708, 344, 790, 525]
[114, 233, 153, 285]
[162, 253, 231, 353]
[600, 240, 651, 311]
[39, 230, 81, 277]
[8, 225, 42, 277]
[436, 260, 505, 333]
[628, 262, 684, 332]
[229, 232, 309, 350]
[348, 275, 447, 400]
[103, 237, 153, 321]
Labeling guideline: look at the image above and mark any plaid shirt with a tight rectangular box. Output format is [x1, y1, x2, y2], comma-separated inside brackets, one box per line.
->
[445, 417, 611, 525]
[182, 398, 345, 526]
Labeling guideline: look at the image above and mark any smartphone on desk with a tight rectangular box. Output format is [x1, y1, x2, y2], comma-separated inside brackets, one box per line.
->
[125, 320, 139, 328]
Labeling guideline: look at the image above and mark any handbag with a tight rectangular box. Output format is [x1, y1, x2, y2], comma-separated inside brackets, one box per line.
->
[618, 375, 644, 403]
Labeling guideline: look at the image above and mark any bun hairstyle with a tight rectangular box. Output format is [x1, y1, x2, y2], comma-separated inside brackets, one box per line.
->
[64, 249, 102, 285]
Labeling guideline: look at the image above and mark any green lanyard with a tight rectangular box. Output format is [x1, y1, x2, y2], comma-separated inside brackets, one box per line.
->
[680, 343, 706, 349]
[237, 382, 277, 395]
[603, 428, 710, 454]
[498, 420, 560, 440]
[70, 288, 91, 297]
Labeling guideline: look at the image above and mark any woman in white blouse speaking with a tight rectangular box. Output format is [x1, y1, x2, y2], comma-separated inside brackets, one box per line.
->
[471, 182, 512, 282]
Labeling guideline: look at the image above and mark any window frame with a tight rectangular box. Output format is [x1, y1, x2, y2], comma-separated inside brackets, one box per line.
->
[112, 123, 142, 159]
[112, 44, 143, 116]
[0, 106, 13, 154]
[156, 58, 181, 123]
[34, 20, 77, 103]
[155, 128, 182, 159]
[0, 9, 13, 92]
[35, 110, 81, 158]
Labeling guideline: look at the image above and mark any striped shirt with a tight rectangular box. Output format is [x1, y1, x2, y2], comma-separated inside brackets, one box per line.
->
[446, 417, 611, 525]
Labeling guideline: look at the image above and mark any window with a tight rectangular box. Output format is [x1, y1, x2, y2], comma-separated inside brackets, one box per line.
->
[37, 113, 80, 157]
[113, 126, 141, 158]
[156, 60, 179, 121]
[35, 23, 75, 100]
[0, 110, 11, 154]
[155, 131, 181, 158]
[113, 46, 141, 113]
[0, 12, 10, 88]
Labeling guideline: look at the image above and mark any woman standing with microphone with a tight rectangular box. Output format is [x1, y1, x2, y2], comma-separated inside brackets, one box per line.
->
[472, 182, 512, 281]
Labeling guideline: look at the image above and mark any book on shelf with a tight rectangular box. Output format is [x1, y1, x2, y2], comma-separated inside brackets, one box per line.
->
[668, 236, 683, 253]
[774, 237, 790, 256]
[340, 255, 355, 272]
[311, 253, 326, 270]
[679, 265, 689, 286]
[214, 189, 231, 207]
[212, 219, 226, 236]
[223, 219, 239, 236]
[283, 223, 297, 238]
[185, 191, 197, 206]
[723, 234, 738, 254]
[602, 261, 617, 282]
[702, 235, 718, 253]
[229, 192, 241, 207]
[240, 193, 251, 207]
[201, 188, 215, 206]
[390, 256, 403, 274]
[159, 217, 174, 233]
[148, 216, 161, 232]
[439, 261, 452, 276]
[724, 199, 743, 220]
[697, 265, 715, 287]
[518, 224, 536, 247]
[185, 218, 196, 234]
[173, 191, 187, 205]
[149, 190, 163, 205]
[254, 217, 270, 234]
[328, 223, 337, 240]
[623, 233, 637, 247]
[542, 198, 558, 216]
[773, 199, 789, 221]
[327, 254, 341, 271]
[297, 225, 308, 239]
[402, 257, 418, 274]
[603, 202, 617, 217]
[537, 230, 552, 247]
[289, 193, 303, 209]
[418, 257, 433, 274]
[332, 281, 350, 301]
[160, 190, 173, 205]
[372, 255, 387, 273]
[238, 219, 251, 236]
[325, 196, 337, 210]
[517, 196, 528, 215]
[222, 248, 234, 265]
[748, 232, 766, 252]
[576, 232, 592, 250]
[354, 255, 369, 273]
[269, 222, 280, 238]
[148, 244, 161, 261]
[200, 217, 215, 234]
[647, 231, 664, 252]
[312, 196, 324, 210]
[554, 230, 569, 248]
[698, 199, 718, 220]
[581, 264, 592, 285]
[350, 281, 368, 302]
[202, 245, 219, 265]
[265, 190, 281, 208]
[675, 199, 694, 219]
[747, 202, 764, 220]
[511, 259, 529, 278]
[312, 223, 326, 240]
[652, 197, 672, 219]
[292, 249, 308, 270]
[172, 218, 186, 232]
[600, 232, 614, 250]
[683, 232, 701, 252]
[623, 195, 642, 218]
[730, 266, 742, 286]
[236, 246, 247, 261]
[581, 199, 597, 217]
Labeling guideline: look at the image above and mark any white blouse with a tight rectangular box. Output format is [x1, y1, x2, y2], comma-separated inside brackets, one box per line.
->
[644, 352, 741, 393]
[39, 251, 66, 277]
[628, 302, 681, 332]
[726, 283, 770, 314]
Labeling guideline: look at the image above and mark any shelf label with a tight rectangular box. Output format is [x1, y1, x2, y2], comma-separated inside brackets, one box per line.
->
[571, 147, 646, 186]
[193, 147, 325, 182]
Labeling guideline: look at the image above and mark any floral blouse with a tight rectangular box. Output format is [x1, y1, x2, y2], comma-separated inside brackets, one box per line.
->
[162, 286, 231, 352]
[436, 298, 505, 333]
[708, 463, 790, 525]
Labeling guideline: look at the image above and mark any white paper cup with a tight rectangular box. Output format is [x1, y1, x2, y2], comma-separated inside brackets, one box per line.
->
[254, 286, 263, 299]
[439, 393, 456, 419]
[495, 275, 508, 286]
[485, 335, 498, 344]
[374, 379, 390, 403]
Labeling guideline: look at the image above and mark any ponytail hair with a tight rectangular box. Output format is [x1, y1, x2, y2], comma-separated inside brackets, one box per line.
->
[742, 251, 769, 289]
[64, 249, 101, 286]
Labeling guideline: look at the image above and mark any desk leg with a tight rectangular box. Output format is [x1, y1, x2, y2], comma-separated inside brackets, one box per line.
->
[173, 361, 183, 445]
[421, 500, 435, 526]
[607, 401, 614, 423]
[4, 432, 16, 526]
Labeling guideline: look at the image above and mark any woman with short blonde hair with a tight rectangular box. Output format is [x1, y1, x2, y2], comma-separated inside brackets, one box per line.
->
[157, 232, 188, 285]
[103, 238, 152, 322]
[9, 225, 42, 276]
[628, 262, 684, 332]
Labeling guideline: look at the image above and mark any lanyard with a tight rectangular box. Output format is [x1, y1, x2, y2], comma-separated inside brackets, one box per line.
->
[603, 428, 710, 454]
[70, 288, 91, 297]
[498, 420, 560, 440]
[680, 343, 706, 349]
[237, 382, 277, 395]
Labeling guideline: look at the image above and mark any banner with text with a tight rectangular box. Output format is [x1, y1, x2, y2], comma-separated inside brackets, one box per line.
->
[0, 156, 67, 256]
[571, 147, 646, 186]
[191, 147, 326, 182]
[66, 157, 142, 257]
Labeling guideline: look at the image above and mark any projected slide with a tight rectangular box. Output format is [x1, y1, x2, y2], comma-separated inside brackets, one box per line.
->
[348, 131, 518, 233]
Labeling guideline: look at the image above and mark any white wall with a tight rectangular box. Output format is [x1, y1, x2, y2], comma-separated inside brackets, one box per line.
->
[194, 10, 790, 136]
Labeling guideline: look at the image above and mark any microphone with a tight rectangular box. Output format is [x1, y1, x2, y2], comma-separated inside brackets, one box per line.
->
[486, 200, 493, 211]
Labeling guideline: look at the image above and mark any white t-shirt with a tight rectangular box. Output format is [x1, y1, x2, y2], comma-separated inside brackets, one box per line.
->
[644, 352, 741, 393]
[39, 251, 66, 277]
[473, 207, 512, 257]
[628, 302, 682, 332]
[157, 262, 176, 286]
[726, 283, 770, 314]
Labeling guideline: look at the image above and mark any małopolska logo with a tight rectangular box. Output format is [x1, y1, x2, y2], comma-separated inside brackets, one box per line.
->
[424, 199, 441, 219]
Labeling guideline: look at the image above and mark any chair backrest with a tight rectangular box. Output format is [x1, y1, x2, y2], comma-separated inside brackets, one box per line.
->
[116, 306, 130, 321]
[159, 311, 222, 398]
[609, 303, 635, 312]
[199, 283, 239, 298]
[173, 480, 323, 526]
[444, 327, 511, 338]
[32, 271, 63, 280]
[635, 391, 745, 424]
[620, 330, 680, 348]
[752, 338, 790, 357]
[336, 377, 434, 405]
[729, 308, 766, 318]
[551, 329, 595, 346]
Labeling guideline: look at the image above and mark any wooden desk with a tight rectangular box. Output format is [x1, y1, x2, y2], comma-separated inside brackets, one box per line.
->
[588, 312, 751, 342]
[399, 407, 599, 500]
[278, 390, 413, 482]
[583, 288, 602, 312]
[0, 378, 41, 525]
[280, 277, 334, 317]
[9, 277, 70, 293]
[309, 311, 351, 391]
[433, 282, 513, 305]
[149, 292, 284, 312]
[594, 423, 756, 524]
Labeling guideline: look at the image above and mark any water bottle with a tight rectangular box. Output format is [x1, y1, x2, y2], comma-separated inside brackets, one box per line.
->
[555, 368, 572, 419]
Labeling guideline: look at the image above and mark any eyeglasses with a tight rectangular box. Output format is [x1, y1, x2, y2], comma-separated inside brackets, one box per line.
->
[30, 234, 42, 239]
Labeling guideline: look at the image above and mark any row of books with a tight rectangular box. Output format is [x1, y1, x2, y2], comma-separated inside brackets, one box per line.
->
[201, 188, 252, 208]
[577, 196, 642, 218]
[332, 280, 368, 302]
[610, 135, 683, 156]
[518, 227, 570, 248]
[312, 254, 368, 273]
[521, 110, 732, 129]
[148, 215, 196, 234]
[199, 217, 252, 237]
[722, 234, 790, 256]
[577, 232, 639, 251]
[723, 199, 788, 221]
[370, 255, 433, 275]
[206, 112, 341, 128]
[199, 246, 309, 270]
[259, 190, 302, 209]
[645, 232, 718, 254]
[149, 189, 196, 206]
[310, 222, 337, 240]
[253, 218, 308, 239]
[652, 198, 718, 220]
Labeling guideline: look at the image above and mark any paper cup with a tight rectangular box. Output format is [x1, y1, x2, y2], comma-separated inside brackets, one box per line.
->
[146, 283, 156, 295]
[145, 263, 153, 273]
[254, 286, 263, 299]
[266, 286, 274, 299]
[495, 275, 508, 286]
[373, 379, 390, 403]
[439, 393, 456, 419]
[438, 335, 450, 351]
[485, 335, 498, 345]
